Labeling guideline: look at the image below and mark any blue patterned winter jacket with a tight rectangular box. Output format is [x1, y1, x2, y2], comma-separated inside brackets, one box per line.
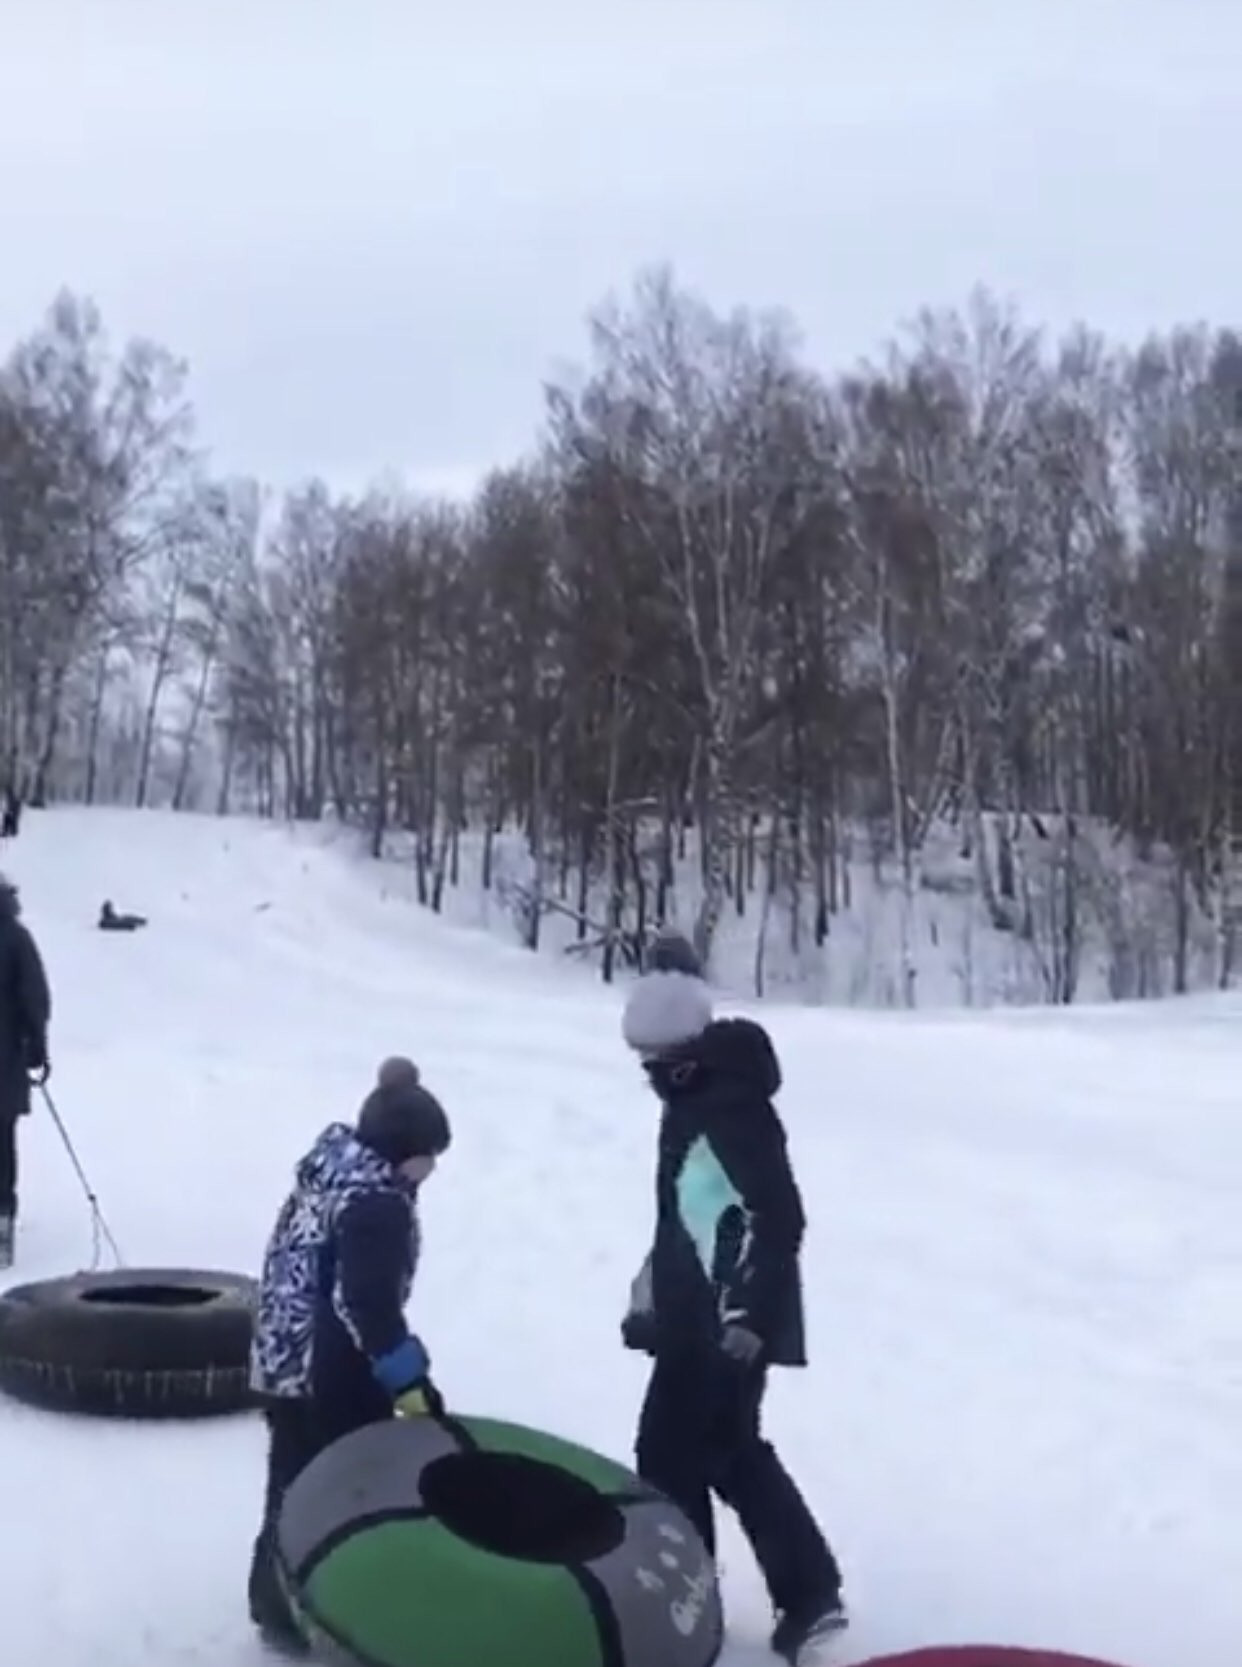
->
[249, 1122, 430, 1412]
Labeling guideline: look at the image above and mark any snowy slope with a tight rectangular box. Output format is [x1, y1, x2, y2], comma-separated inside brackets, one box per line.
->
[367, 815, 1229, 1009]
[1, 807, 1239, 1667]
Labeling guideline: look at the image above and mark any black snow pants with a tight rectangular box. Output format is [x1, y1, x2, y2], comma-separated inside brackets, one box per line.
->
[0, 1116, 16, 1217]
[248, 1396, 392, 1639]
[635, 1352, 842, 1624]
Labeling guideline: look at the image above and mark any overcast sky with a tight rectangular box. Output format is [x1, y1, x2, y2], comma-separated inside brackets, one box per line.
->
[2, 0, 1238, 498]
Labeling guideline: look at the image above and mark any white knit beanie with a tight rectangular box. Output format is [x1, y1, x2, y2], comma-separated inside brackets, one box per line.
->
[621, 930, 713, 1057]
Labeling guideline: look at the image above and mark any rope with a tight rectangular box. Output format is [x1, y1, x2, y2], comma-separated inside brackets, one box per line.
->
[39, 1083, 124, 1270]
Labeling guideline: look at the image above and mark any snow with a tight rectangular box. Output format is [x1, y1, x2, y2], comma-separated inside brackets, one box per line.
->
[1, 805, 1240, 1667]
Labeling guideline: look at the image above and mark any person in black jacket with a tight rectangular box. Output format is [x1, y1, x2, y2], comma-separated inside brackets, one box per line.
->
[246, 1056, 452, 1655]
[0, 875, 52, 1268]
[98, 900, 148, 932]
[1, 788, 20, 840]
[621, 932, 845, 1667]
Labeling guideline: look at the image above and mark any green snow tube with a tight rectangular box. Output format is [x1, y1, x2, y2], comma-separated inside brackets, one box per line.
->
[276, 1413, 723, 1667]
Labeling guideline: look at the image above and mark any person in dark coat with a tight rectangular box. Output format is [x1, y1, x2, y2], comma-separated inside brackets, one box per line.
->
[246, 1056, 452, 1654]
[0, 875, 51, 1267]
[1, 787, 21, 840]
[620, 931, 845, 1666]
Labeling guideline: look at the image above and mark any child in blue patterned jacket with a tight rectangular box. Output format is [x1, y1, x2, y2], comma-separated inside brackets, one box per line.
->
[246, 1055, 452, 1654]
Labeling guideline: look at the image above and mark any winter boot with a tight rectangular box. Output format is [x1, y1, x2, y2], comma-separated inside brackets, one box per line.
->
[248, 1535, 310, 1656]
[0, 1212, 14, 1270]
[250, 1589, 310, 1658]
[771, 1593, 849, 1665]
[254, 1619, 311, 1659]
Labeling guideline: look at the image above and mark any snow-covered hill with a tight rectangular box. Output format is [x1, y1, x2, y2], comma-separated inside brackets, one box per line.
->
[366, 811, 1233, 1008]
[1, 806, 1239, 1667]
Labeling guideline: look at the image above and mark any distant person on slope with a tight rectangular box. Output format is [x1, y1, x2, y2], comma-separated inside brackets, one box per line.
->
[620, 929, 846, 1667]
[246, 1055, 452, 1656]
[0, 875, 51, 1269]
[98, 900, 147, 932]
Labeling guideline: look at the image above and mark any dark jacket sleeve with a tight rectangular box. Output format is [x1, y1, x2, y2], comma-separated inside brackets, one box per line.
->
[710, 1110, 805, 1342]
[333, 1190, 429, 1396]
[14, 926, 50, 1068]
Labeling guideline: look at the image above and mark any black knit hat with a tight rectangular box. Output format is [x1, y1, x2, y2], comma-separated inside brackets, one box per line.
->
[356, 1056, 451, 1166]
[647, 928, 703, 977]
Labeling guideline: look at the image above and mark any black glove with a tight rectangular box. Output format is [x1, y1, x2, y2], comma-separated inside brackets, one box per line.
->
[621, 1311, 657, 1354]
[25, 1039, 49, 1089]
[720, 1323, 764, 1365]
[622, 1254, 657, 1354]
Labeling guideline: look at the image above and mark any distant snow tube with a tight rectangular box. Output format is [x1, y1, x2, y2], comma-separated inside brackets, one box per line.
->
[0, 1266, 258, 1418]
[855, 1650, 1136, 1667]
[276, 1413, 723, 1667]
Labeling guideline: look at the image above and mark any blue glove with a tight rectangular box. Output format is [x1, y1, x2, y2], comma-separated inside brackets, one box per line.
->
[372, 1333, 431, 1396]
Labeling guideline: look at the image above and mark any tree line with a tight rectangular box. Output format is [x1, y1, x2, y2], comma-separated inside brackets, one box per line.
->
[1, 272, 1239, 1002]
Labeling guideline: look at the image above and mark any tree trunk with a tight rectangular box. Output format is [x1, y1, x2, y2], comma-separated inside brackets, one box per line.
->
[754, 814, 780, 997]
[692, 714, 738, 968]
[172, 637, 219, 811]
[136, 579, 183, 809]
[881, 635, 917, 1008]
[83, 646, 111, 807]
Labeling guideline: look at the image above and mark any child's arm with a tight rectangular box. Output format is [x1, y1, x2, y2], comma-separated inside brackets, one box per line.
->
[334, 1191, 430, 1397]
[712, 1117, 805, 1349]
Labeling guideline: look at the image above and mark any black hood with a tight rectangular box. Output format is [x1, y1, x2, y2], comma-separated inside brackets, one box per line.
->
[0, 879, 19, 923]
[644, 1015, 782, 1103]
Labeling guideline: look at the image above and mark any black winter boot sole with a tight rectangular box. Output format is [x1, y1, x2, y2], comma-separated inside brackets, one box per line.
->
[251, 1615, 311, 1658]
[771, 1596, 849, 1663]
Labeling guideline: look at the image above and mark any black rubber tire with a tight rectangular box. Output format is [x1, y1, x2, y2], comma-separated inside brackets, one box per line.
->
[0, 1266, 259, 1418]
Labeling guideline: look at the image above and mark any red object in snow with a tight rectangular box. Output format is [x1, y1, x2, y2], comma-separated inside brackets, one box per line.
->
[855, 1651, 1132, 1667]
